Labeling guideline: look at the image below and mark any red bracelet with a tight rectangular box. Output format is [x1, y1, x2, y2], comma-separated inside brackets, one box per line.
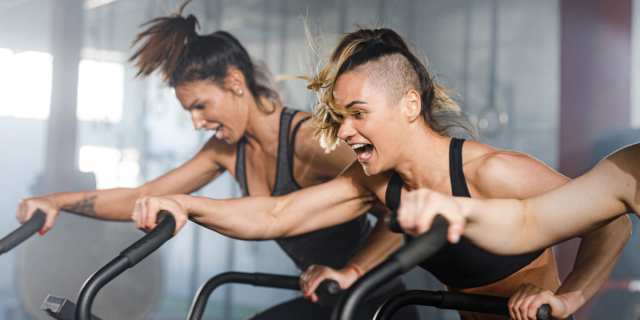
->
[347, 264, 362, 278]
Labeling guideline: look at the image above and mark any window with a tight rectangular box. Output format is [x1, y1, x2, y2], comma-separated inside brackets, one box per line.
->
[0, 49, 53, 119]
[77, 59, 124, 123]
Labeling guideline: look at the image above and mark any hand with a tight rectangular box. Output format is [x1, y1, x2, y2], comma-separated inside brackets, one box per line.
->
[132, 195, 189, 236]
[397, 188, 466, 243]
[508, 283, 569, 320]
[300, 264, 358, 302]
[16, 197, 60, 235]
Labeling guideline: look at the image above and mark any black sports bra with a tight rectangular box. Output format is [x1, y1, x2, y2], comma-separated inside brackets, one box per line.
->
[385, 138, 544, 289]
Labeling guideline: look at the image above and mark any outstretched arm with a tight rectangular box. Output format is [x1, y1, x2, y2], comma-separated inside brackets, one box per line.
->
[132, 162, 376, 239]
[461, 145, 637, 254]
[16, 136, 228, 233]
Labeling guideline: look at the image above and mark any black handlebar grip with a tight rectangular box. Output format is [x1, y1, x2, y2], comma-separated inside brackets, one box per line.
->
[536, 304, 552, 320]
[317, 279, 341, 295]
[0, 210, 46, 255]
[393, 215, 449, 272]
[385, 212, 403, 233]
[120, 210, 176, 267]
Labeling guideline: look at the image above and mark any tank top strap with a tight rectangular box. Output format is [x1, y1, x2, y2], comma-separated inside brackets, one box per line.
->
[288, 116, 312, 188]
[271, 107, 299, 196]
[449, 138, 471, 197]
[235, 137, 249, 197]
[385, 171, 404, 211]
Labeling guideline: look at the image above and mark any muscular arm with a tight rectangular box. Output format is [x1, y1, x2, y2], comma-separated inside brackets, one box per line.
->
[135, 161, 377, 240]
[466, 150, 632, 316]
[461, 144, 638, 254]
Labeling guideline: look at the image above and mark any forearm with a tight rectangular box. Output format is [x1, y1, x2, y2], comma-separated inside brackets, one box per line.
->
[52, 188, 146, 221]
[184, 194, 282, 240]
[344, 217, 404, 273]
[555, 215, 632, 315]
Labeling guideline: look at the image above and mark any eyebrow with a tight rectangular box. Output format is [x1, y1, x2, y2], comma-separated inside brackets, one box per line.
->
[344, 100, 367, 109]
[186, 99, 201, 111]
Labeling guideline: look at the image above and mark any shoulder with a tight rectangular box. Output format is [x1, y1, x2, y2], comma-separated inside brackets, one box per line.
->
[197, 134, 238, 169]
[462, 140, 569, 199]
[338, 161, 394, 202]
[291, 111, 357, 173]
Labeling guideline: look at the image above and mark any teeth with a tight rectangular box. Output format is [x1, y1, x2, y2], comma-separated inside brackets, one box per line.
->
[215, 126, 224, 139]
[361, 152, 372, 159]
[350, 144, 366, 150]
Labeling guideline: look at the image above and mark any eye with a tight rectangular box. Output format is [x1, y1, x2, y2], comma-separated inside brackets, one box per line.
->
[354, 110, 364, 119]
[194, 104, 205, 110]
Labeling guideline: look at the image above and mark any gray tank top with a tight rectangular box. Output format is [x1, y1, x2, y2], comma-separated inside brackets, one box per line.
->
[235, 107, 372, 272]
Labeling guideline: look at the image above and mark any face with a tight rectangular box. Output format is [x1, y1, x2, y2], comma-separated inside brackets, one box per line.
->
[174, 77, 248, 144]
[334, 72, 405, 176]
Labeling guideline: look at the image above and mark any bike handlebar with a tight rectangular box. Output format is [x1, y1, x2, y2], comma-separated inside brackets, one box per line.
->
[0, 210, 46, 255]
[382, 212, 552, 320]
[187, 272, 340, 320]
[373, 290, 552, 320]
[75, 211, 175, 320]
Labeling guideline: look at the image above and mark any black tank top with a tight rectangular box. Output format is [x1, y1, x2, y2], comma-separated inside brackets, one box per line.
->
[236, 108, 372, 272]
[385, 138, 544, 289]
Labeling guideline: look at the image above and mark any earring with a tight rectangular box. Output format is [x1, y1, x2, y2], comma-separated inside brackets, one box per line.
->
[237, 89, 243, 95]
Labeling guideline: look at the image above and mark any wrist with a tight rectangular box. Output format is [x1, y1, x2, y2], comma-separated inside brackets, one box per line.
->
[344, 264, 363, 280]
[555, 291, 583, 317]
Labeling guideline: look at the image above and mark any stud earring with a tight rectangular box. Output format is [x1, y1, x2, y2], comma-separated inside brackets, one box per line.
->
[237, 89, 243, 95]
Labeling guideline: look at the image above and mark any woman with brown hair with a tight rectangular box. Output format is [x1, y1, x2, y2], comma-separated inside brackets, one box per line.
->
[15, 3, 418, 319]
[132, 27, 631, 320]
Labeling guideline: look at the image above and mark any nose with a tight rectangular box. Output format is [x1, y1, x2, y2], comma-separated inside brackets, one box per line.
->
[338, 119, 357, 142]
[190, 110, 206, 130]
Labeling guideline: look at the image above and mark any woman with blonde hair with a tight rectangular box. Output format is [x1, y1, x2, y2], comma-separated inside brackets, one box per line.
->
[132, 27, 630, 320]
[15, 3, 418, 319]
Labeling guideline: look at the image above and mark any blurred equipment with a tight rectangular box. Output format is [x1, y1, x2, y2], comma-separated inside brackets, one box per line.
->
[17, 213, 162, 320]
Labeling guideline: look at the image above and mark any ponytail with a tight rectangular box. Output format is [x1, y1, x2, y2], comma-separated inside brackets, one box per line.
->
[128, 0, 281, 112]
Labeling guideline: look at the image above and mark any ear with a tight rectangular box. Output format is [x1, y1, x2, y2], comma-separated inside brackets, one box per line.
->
[225, 69, 246, 95]
[403, 89, 421, 122]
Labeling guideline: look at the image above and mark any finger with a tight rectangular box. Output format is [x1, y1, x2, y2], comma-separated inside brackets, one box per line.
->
[519, 294, 538, 320]
[40, 208, 58, 235]
[310, 292, 318, 303]
[133, 199, 143, 230]
[174, 212, 188, 236]
[527, 292, 549, 319]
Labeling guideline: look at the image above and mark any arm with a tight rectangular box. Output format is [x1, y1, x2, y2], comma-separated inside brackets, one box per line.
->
[299, 205, 403, 301]
[132, 161, 377, 238]
[472, 151, 631, 319]
[16, 136, 227, 232]
[399, 146, 637, 319]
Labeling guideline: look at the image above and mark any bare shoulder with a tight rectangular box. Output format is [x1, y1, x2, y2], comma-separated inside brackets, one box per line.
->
[197, 134, 238, 170]
[462, 140, 568, 199]
[292, 111, 357, 178]
[337, 160, 393, 203]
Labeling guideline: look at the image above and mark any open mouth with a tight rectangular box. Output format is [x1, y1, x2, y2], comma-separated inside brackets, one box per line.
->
[212, 125, 224, 139]
[350, 143, 374, 162]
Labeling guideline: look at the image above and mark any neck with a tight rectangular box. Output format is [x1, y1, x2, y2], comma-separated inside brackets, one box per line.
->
[393, 125, 452, 191]
[243, 96, 283, 155]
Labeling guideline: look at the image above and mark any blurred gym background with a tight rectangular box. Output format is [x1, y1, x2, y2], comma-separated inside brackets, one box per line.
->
[0, 0, 638, 319]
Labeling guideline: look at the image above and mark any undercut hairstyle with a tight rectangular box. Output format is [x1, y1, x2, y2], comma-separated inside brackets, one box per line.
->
[302, 28, 477, 152]
[128, 0, 281, 112]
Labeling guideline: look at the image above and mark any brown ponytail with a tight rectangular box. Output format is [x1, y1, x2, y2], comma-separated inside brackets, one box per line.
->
[128, 0, 282, 111]
[129, 0, 197, 82]
[302, 28, 477, 152]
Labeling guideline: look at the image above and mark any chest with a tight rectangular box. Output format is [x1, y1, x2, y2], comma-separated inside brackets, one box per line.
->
[240, 146, 280, 197]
